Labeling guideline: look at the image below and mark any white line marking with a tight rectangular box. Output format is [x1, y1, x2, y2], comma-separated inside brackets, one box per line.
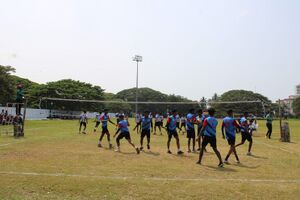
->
[256, 141, 300, 156]
[0, 142, 19, 147]
[0, 171, 299, 183]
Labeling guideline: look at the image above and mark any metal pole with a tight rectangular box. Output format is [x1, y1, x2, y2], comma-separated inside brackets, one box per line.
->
[135, 61, 139, 114]
[279, 99, 282, 136]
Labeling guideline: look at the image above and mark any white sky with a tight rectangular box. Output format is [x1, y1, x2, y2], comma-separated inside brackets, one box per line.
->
[0, 0, 299, 101]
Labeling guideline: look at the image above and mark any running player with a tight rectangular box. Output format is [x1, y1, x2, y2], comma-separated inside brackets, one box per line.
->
[93, 111, 102, 133]
[113, 114, 140, 154]
[180, 114, 186, 134]
[166, 109, 184, 155]
[196, 109, 204, 151]
[235, 112, 253, 155]
[98, 109, 116, 149]
[154, 113, 162, 135]
[133, 113, 142, 134]
[140, 111, 152, 151]
[221, 110, 240, 164]
[79, 111, 88, 134]
[186, 109, 197, 152]
[176, 113, 182, 133]
[197, 108, 223, 167]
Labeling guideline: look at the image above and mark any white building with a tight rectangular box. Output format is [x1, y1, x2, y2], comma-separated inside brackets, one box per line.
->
[279, 84, 300, 115]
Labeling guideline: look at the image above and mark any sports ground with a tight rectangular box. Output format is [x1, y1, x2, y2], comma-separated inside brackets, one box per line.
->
[0, 119, 300, 200]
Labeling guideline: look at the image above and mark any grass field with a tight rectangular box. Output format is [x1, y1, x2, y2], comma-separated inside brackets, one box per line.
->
[0, 119, 300, 200]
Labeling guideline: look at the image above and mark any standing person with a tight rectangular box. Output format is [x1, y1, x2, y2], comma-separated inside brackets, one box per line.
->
[196, 109, 205, 151]
[93, 112, 102, 133]
[133, 113, 142, 134]
[113, 114, 140, 154]
[16, 83, 24, 115]
[154, 113, 162, 135]
[79, 111, 88, 134]
[175, 113, 182, 133]
[98, 109, 116, 149]
[140, 111, 152, 150]
[265, 112, 273, 139]
[166, 110, 184, 155]
[197, 108, 223, 167]
[222, 110, 240, 164]
[186, 109, 197, 152]
[180, 114, 187, 134]
[149, 112, 154, 133]
[235, 112, 253, 155]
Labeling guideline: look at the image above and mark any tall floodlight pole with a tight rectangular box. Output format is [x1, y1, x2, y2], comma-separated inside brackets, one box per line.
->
[133, 55, 143, 115]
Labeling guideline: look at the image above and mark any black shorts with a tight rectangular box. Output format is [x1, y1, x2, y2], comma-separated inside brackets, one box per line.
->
[117, 131, 131, 140]
[80, 122, 87, 127]
[176, 122, 180, 128]
[155, 122, 160, 127]
[180, 122, 186, 127]
[187, 129, 195, 139]
[202, 136, 217, 148]
[168, 130, 178, 138]
[141, 129, 151, 138]
[102, 127, 109, 134]
[227, 137, 236, 145]
[95, 121, 100, 128]
[241, 132, 252, 142]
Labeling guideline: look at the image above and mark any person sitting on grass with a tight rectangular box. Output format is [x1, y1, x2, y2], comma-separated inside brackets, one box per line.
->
[221, 109, 240, 164]
[166, 109, 184, 155]
[113, 114, 140, 154]
[197, 108, 223, 167]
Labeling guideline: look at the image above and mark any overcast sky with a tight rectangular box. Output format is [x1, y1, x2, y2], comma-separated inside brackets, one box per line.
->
[0, 0, 299, 101]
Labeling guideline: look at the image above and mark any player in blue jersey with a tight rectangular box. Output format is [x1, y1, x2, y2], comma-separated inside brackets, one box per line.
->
[79, 111, 88, 134]
[197, 108, 223, 167]
[166, 110, 184, 155]
[221, 110, 240, 163]
[235, 112, 253, 155]
[140, 111, 152, 151]
[186, 109, 197, 152]
[98, 109, 116, 149]
[93, 111, 102, 133]
[113, 115, 140, 154]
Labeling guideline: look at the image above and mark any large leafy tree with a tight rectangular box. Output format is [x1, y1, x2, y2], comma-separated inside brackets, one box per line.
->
[0, 65, 16, 105]
[29, 79, 105, 111]
[211, 90, 272, 117]
[293, 97, 300, 116]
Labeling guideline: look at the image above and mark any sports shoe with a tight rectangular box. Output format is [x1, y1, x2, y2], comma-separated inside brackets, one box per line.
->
[109, 144, 113, 149]
[218, 162, 224, 167]
[223, 160, 229, 164]
[136, 147, 140, 154]
[97, 143, 102, 148]
[187, 149, 191, 153]
[196, 161, 201, 165]
[140, 146, 144, 151]
[115, 148, 120, 152]
[236, 160, 240, 164]
[246, 152, 252, 156]
[82, 131, 86, 134]
[177, 150, 184, 155]
[167, 150, 172, 154]
[147, 144, 150, 150]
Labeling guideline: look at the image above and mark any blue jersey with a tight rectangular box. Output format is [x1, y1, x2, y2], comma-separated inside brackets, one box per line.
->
[118, 120, 129, 133]
[186, 113, 195, 130]
[167, 115, 177, 131]
[100, 114, 110, 128]
[141, 116, 151, 130]
[239, 117, 248, 132]
[222, 117, 238, 139]
[203, 116, 218, 137]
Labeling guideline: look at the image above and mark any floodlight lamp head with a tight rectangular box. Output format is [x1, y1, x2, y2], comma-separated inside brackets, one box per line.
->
[133, 55, 143, 62]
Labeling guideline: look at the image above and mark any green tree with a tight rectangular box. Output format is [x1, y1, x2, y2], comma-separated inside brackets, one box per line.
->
[212, 90, 272, 117]
[293, 97, 300, 116]
[0, 65, 16, 105]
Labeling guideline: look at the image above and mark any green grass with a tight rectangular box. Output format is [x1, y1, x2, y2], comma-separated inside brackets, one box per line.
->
[0, 119, 300, 200]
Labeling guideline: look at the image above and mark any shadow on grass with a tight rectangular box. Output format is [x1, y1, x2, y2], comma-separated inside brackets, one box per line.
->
[142, 151, 160, 156]
[204, 165, 237, 172]
[249, 154, 268, 159]
[233, 163, 260, 169]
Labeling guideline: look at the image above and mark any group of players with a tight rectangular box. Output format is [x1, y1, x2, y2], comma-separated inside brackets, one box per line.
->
[78, 108, 256, 167]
